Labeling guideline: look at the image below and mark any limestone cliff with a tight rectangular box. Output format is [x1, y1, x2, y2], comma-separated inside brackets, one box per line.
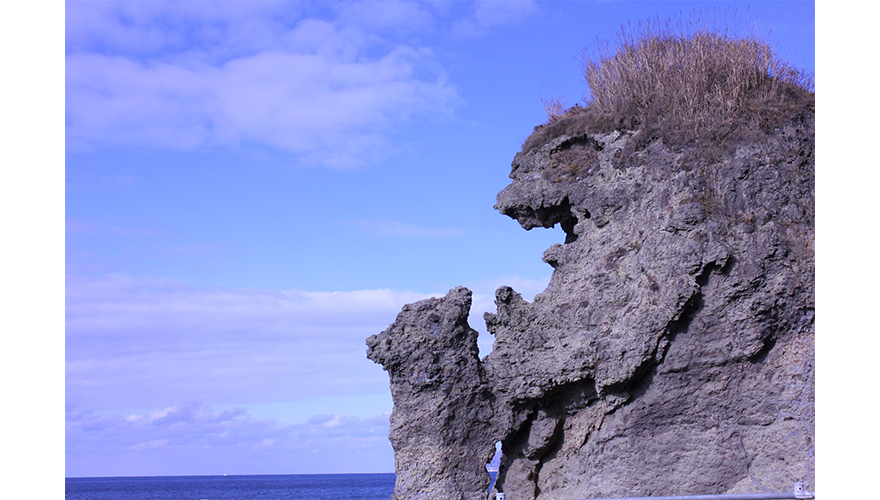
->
[367, 106, 814, 500]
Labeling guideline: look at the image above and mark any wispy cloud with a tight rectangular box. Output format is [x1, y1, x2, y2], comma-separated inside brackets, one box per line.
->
[65, 48, 458, 167]
[453, 0, 539, 37]
[66, 274, 439, 413]
[64, 271, 541, 420]
[64, 1, 546, 166]
[357, 219, 466, 238]
[65, 1, 461, 167]
[66, 0, 470, 167]
[64, 270, 548, 474]
[66, 400, 392, 476]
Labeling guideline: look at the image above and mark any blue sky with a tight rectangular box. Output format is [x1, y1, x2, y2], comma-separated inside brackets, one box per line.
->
[54, 0, 821, 479]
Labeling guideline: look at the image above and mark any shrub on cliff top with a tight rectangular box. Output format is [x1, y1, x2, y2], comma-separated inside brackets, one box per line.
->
[524, 13, 814, 153]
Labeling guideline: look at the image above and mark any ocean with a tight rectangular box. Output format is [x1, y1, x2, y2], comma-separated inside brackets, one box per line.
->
[65, 474, 396, 500]
[66, 472, 499, 500]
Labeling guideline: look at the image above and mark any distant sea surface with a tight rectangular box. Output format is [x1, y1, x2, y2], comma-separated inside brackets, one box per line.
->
[65, 474, 397, 500]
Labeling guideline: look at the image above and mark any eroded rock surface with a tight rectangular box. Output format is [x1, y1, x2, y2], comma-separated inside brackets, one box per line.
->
[368, 110, 814, 500]
[367, 287, 496, 500]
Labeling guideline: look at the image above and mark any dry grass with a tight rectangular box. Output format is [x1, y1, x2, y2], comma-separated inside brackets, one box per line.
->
[523, 12, 814, 154]
[541, 96, 568, 122]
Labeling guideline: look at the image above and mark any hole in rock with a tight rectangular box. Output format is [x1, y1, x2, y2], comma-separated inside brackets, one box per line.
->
[560, 215, 578, 244]
[487, 441, 502, 493]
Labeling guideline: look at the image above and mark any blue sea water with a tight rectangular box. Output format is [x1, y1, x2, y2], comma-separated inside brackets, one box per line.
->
[66, 472, 500, 500]
[65, 474, 396, 500]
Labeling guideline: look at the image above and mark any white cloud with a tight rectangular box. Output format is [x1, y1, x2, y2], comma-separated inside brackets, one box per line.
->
[66, 274, 441, 413]
[128, 439, 169, 451]
[66, 48, 458, 167]
[63, 269, 549, 474]
[453, 0, 539, 37]
[64, 0, 544, 166]
[65, 1, 298, 58]
[65, 2, 460, 167]
[66, 401, 393, 476]
[64, 271, 548, 418]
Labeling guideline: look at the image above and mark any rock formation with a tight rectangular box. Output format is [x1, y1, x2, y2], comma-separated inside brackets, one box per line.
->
[367, 106, 814, 500]
[367, 288, 496, 500]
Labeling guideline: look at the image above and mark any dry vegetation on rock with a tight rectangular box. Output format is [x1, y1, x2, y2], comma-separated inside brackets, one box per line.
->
[526, 13, 814, 154]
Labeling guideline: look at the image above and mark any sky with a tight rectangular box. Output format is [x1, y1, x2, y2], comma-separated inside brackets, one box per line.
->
[50, 0, 819, 479]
